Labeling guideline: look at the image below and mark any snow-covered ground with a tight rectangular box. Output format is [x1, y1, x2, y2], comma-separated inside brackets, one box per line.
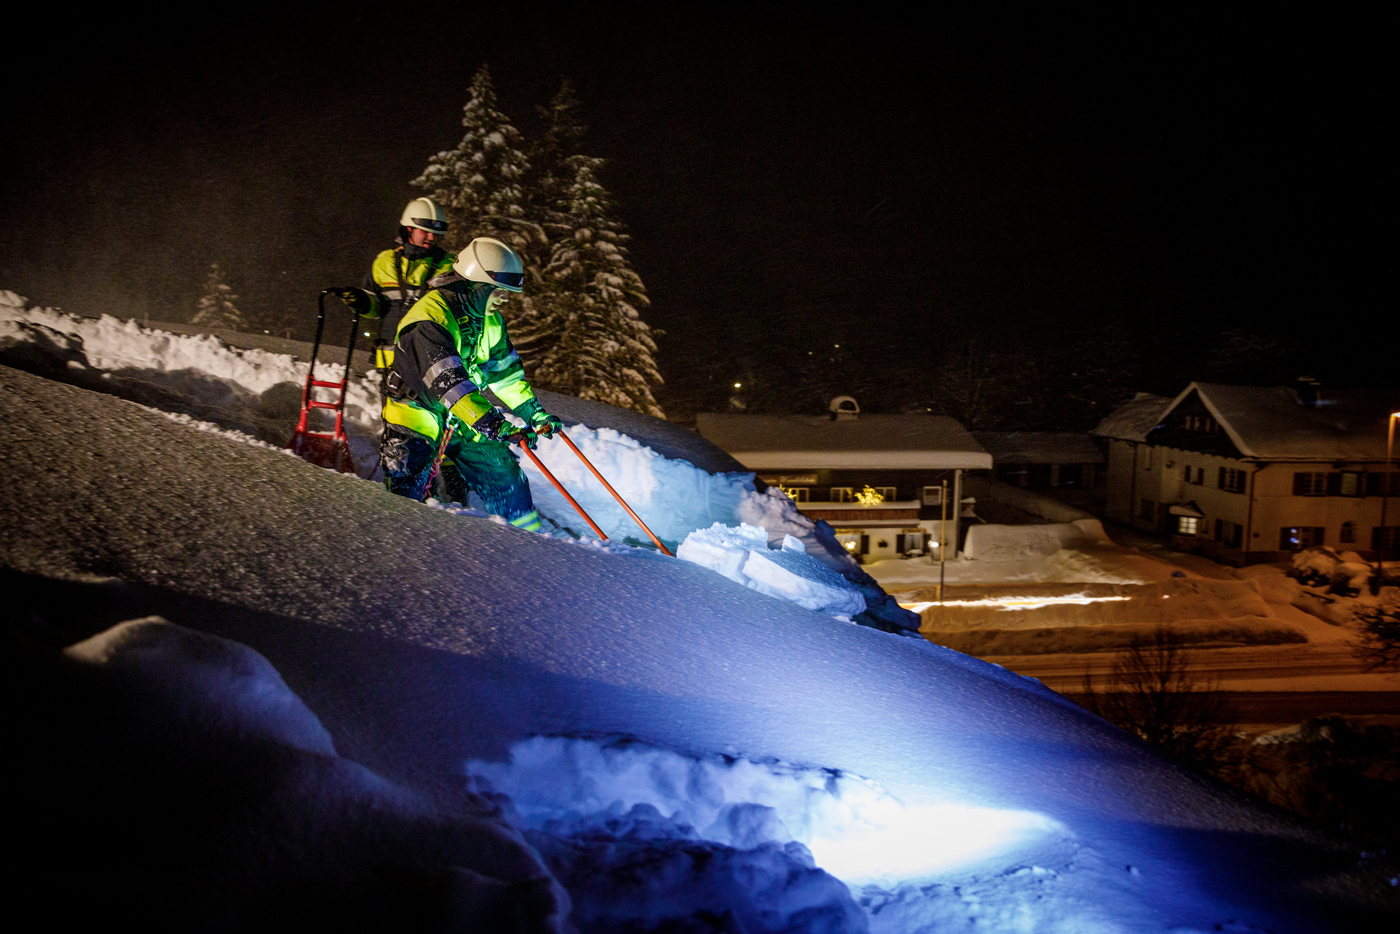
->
[4, 301, 1399, 930]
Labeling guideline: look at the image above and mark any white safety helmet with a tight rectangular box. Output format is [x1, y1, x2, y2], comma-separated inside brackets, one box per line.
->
[399, 197, 449, 235]
[453, 237, 525, 292]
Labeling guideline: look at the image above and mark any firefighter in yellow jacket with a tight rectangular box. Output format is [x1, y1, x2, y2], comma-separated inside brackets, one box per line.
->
[335, 197, 457, 371]
[380, 237, 562, 531]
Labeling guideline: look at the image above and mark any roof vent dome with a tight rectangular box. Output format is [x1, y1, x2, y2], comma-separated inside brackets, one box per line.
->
[829, 396, 860, 420]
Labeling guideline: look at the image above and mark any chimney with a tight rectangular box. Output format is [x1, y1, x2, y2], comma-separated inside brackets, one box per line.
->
[828, 396, 860, 420]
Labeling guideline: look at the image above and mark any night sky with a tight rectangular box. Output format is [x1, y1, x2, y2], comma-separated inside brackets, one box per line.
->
[2, 9, 1386, 417]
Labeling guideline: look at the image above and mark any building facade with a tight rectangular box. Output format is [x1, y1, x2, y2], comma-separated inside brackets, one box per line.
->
[696, 397, 992, 561]
[1095, 384, 1400, 564]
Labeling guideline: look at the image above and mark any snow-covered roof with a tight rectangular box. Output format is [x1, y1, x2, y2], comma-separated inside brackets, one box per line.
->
[2, 352, 1382, 929]
[1090, 393, 1174, 441]
[695, 413, 993, 470]
[972, 431, 1104, 465]
[1164, 382, 1400, 461]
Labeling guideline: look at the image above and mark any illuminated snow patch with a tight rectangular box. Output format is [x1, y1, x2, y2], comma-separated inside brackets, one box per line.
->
[807, 800, 1060, 884]
[467, 736, 1062, 885]
[900, 594, 1133, 613]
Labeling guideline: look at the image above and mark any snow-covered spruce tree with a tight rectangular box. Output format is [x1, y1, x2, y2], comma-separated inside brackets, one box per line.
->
[411, 65, 544, 269]
[524, 82, 664, 418]
[191, 262, 243, 330]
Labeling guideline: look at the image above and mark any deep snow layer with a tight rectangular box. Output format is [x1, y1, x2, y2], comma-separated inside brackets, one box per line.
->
[5, 363, 1397, 930]
[0, 299, 918, 632]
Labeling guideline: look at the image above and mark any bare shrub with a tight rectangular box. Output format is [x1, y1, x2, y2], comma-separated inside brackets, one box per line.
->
[1355, 595, 1400, 671]
[1082, 624, 1236, 773]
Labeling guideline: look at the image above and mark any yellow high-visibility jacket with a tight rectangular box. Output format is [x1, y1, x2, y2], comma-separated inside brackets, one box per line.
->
[360, 245, 456, 345]
[382, 274, 538, 443]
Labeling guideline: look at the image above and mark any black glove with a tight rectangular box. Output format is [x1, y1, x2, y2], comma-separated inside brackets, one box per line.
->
[471, 408, 539, 448]
[333, 287, 371, 316]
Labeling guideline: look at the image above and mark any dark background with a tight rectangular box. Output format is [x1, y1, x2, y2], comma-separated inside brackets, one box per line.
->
[2, 8, 1387, 420]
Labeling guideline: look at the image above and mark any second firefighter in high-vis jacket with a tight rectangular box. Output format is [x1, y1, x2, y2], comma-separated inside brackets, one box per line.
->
[379, 236, 562, 531]
[335, 197, 456, 370]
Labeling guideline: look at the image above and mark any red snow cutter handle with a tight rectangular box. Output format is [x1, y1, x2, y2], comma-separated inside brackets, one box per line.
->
[516, 439, 609, 542]
[558, 431, 672, 556]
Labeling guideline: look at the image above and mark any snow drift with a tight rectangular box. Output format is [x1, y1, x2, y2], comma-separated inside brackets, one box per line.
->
[0, 298, 915, 633]
[4, 296, 1398, 930]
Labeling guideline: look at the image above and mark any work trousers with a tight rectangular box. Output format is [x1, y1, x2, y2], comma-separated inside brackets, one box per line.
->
[380, 423, 541, 530]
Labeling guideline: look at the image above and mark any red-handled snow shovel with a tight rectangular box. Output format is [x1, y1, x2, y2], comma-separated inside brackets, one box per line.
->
[288, 290, 359, 474]
[548, 430, 673, 556]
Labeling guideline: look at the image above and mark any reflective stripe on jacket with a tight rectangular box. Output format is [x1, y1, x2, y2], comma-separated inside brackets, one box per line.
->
[382, 275, 537, 442]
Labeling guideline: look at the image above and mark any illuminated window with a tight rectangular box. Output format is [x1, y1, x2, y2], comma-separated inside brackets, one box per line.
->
[781, 486, 809, 502]
[1280, 526, 1325, 551]
[1176, 516, 1199, 536]
[830, 487, 854, 503]
[833, 529, 866, 554]
[1337, 472, 1362, 497]
[922, 486, 944, 505]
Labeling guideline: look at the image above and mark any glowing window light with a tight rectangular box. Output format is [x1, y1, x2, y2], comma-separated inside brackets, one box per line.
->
[899, 594, 1133, 614]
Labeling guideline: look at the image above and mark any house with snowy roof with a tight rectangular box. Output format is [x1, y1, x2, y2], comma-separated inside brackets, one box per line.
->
[696, 397, 992, 561]
[1093, 383, 1400, 564]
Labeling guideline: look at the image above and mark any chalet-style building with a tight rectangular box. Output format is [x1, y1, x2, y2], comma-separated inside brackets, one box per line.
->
[1093, 383, 1400, 564]
[696, 397, 992, 561]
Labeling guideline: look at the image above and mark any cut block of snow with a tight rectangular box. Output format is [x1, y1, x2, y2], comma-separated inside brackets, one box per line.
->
[743, 547, 867, 617]
[678, 522, 867, 618]
[675, 521, 770, 585]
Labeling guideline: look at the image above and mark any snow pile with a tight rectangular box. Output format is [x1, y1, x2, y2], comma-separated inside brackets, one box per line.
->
[67, 617, 337, 755]
[870, 517, 1191, 588]
[0, 294, 383, 469]
[962, 519, 1112, 561]
[39, 616, 572, 931]
[530, 824, 867, 933]
[470, 735, 1062, 886]
[522, 427, 828, 554]
[677, 523, 868, 618]
[1289, 546, 1395, 595]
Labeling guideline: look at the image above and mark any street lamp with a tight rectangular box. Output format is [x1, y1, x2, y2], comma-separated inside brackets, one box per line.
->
[1377, 411, 1400, 592]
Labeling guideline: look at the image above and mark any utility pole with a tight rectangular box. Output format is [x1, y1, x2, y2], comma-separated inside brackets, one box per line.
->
[938, 479, 948, 604]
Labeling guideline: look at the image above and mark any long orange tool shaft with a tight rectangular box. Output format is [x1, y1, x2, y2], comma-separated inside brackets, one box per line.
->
[517, 439, 609, 542]
[558, 431, 673, 556]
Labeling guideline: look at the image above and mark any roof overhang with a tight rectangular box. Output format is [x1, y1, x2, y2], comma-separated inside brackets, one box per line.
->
[731, 452, 993, 470]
